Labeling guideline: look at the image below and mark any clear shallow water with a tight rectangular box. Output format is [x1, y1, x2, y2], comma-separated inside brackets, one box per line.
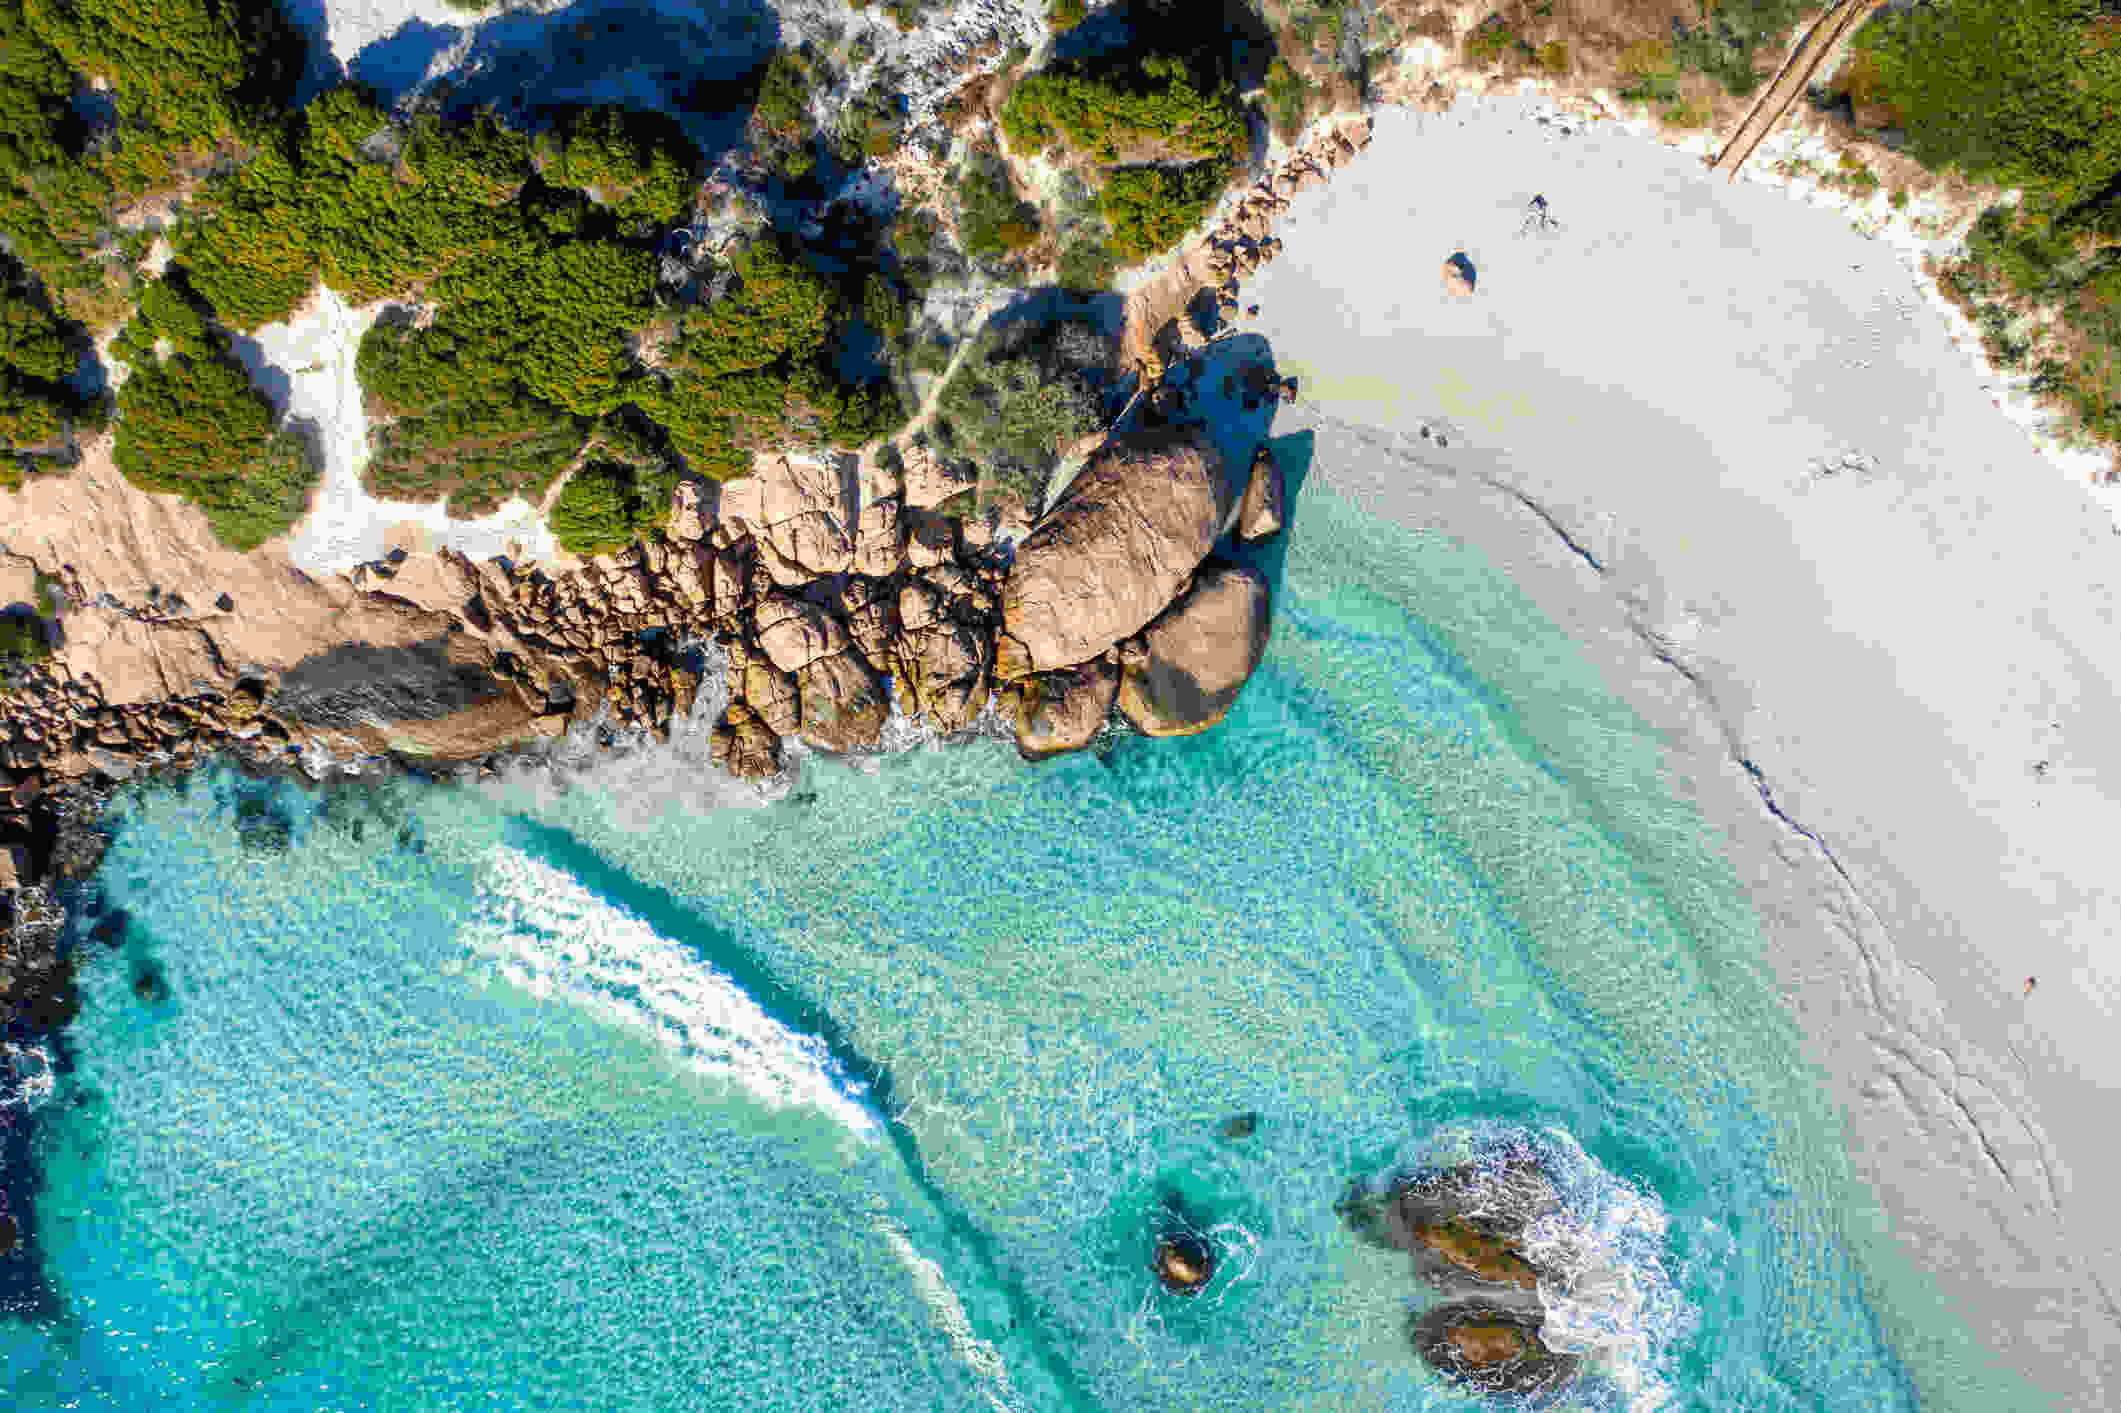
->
[1, 473, 1997, 1409]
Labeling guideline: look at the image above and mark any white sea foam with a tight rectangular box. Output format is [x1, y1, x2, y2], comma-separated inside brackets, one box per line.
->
[458, 843, 881, 1135]
[0, 1040, 54, 1114]
[1413, 1123, 1695, 1412]
[876, 1221, 1023, 1413]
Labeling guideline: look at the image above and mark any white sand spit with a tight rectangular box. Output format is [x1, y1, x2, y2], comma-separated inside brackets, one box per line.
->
[232, 286, 566, 573]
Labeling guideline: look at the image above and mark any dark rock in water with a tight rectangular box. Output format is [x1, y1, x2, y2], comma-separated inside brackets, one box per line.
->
[132, 966, 168, 1004]
[1339, 1158, 1558, 1293]
[88, 906, 130, 946]
[1219, 1111, 1258, 1140]
[1153, 1233, 1215, 1295]
[231, 789, 293, 853]
[1410, 1302, 1581, 1396]
[0, 1212, 17, 1255]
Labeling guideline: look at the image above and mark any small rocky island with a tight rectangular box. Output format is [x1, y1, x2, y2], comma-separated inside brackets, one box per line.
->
[1340, 1157, 1584, 1397]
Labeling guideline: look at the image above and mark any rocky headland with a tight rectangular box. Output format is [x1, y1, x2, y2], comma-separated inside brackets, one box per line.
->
[0, 107, 1376, 1032]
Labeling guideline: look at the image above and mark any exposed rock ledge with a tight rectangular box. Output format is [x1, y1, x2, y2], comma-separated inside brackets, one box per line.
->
[2, 420, 1285, 926]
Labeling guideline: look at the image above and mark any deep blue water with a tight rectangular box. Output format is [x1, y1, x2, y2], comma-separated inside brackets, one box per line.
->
[0, 475, 2031, 1409]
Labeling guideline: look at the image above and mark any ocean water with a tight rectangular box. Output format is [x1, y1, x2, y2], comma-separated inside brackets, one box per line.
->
[1, 466, 2012, 1410]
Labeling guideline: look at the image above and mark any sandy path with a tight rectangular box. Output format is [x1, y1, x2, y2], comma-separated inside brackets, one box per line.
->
[1711, 0, 1889, 179]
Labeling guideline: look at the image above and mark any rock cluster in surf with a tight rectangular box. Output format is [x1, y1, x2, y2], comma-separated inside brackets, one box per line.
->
[1340, 1157, 1584, 1396]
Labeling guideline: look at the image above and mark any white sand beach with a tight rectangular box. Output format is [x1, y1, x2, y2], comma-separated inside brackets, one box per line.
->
[1244, 96, 2120, 1407]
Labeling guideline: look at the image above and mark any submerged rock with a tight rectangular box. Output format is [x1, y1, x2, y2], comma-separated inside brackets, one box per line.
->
[1410, 1302, 1581, 1397]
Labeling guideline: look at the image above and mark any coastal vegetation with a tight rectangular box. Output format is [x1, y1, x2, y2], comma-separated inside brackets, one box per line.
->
[1844, 0, 2121, 467]
[0, 0, 303, 324]
[931, 316, 1118, 512]
[111, 273, 320, 550]
[2, 254, 97, 484]
[999, 44, 1247, 273]
[0, 12, 910, 539]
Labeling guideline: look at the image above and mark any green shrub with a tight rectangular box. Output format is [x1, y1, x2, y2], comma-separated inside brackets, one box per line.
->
[932, 317, 1116, 512]
[364, 396, 587, 516]
[549, 461, 659, 554]
[1057, 234, 1118, 292]
[1264, 58, 1309, 145]
[0, 0, 304, 304]
[1617, 37, 1682, 104]
[111, 275, 319, 548]
[746, 47, 810, 148]
[183, 89, 537, 331]
[533, 107, 698, 228]
[2, 253, 93, 466]
[1463, 15, 1521, 68]
[1048, 0, 1086, 31]
[955, 149, 1044, 262]
[0, 613, 50, 664]
[1099, 160, 1232, 264]
[1669, 0, 1811, 97]
[1851, 0, 2121, 205]
[1537, 39, 1570, 75]
[1000, 52, 1246, 165]
[664, 239, 838, 381]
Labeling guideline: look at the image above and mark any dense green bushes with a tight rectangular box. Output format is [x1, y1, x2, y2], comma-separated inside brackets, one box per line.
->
[532, 107, 696, 230]
[0, 0, 299, 321]
[2, 254, 96, 479]
[955, 148, 1044, 263]
[1100, 161, 1232, 263]
[641, 237, 901, 478]
[183, 88, 538, 331]
[549, 461, 667, 554]
[1847, 0, 2121, 467]
[111, 275, 319, 549]
[996, 43, 1245, 276]
[1000, 53, 1246, 165]
[1851, 0, 2121, 203]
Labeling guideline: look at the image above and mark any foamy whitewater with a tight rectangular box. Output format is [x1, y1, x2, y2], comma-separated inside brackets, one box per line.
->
[1, 467, 2046, 1410]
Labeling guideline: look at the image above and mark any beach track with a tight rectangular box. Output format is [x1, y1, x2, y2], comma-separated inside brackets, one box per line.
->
[1710, 0, 1889, 180]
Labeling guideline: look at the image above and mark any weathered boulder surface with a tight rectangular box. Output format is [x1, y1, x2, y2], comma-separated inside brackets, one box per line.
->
[710, 702, 780, 778]
[1238, 444, 1285, 542]
[797, 652, 887, 751]
[1115, 562, 1270, 737]
[755, 595, 852, 675]
[1011, 654, 1118, 760]
[718, 455, 855, 577]
[1408, 1303, 1580, 1397]
[1339, 1158, 1558, 1291]
[1003, 429, 1227, 672]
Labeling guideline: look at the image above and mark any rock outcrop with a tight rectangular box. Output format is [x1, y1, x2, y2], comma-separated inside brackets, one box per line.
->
[1408, 1303, 1581, 1397]
[1341, 1158, 1583, 1397]
[1009, 654, 1119, 760]
[1003, 428, 1228, 672]
[1237, 445, 1285, 542]
[1115, 563, 1270, 737]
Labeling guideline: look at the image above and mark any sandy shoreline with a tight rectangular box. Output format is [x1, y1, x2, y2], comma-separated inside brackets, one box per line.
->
[1246, 97, 2119, 1407]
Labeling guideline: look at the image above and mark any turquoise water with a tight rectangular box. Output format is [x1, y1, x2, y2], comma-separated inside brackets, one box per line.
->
[2, 473, 2010, 1409]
